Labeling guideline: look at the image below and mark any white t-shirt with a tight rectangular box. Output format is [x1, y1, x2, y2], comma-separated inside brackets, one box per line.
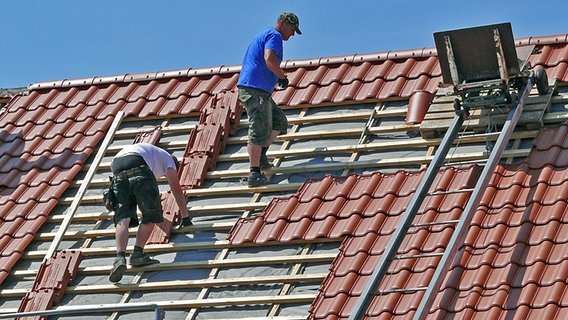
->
[115, 143, 176, 179]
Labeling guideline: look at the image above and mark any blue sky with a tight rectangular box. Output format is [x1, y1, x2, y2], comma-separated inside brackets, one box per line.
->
[2, 0, 567, 89]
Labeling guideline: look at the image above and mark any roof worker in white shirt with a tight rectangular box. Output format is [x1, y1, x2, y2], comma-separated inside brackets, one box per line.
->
[108, 143, 191, 282]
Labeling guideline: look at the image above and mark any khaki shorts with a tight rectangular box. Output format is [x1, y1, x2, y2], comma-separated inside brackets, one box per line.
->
[238, 86, 288, 146]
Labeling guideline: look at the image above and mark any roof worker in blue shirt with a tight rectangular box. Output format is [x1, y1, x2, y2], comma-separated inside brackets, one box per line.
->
[108, 143, 191, 282]
[237, 12, 302, 187]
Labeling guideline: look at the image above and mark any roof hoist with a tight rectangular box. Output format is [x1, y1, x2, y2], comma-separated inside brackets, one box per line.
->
[349, 22, 550, 320]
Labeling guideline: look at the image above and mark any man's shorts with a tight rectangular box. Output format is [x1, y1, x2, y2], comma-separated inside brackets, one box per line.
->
[238, 86, 288, 146]
[111, 164, 164, 227]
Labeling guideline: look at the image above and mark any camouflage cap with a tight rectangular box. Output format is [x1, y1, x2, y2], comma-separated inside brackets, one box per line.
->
[278, 12, 302, 35]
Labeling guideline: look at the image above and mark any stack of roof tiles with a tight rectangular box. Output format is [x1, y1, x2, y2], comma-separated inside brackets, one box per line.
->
[179, 91, 242, 188]
[18, 250, 82, 318]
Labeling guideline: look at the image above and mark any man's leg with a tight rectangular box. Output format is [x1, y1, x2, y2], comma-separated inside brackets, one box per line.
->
[238, 87, 272, 186]
[134, 221, 156, 248]
[130, 222, 160, 266]
[248, 143, 262, 167]
[247, 143, 269, 186]
[115, 218, 131, 252]
[130, 168, 163, 266]
[266, 130, 279, 146]
[109, 218, 130, 282]
[263, 98, 288, 168]
[260, 130, 280, 168]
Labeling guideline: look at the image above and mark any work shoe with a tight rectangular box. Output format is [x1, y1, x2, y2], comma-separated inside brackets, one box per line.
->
[247, 171, 269, 187]
[109, 255, 127, 282]
[129, 253, 159, 267]
[260, 147, 273, 169]
[178, 216, 193, 228]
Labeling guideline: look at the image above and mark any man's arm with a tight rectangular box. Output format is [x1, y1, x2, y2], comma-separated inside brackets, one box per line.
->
[264, 49, 286, 79]
[165, 167, 190, 219]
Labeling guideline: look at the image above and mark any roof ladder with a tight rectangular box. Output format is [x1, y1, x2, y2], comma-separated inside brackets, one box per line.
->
[348, 77, 533, 320]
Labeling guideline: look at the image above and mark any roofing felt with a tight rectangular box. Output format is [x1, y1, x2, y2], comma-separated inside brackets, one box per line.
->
[0, 34, 567, 318]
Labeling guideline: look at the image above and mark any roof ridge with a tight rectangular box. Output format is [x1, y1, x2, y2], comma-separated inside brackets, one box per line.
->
[517, 33, 568, 46]
[27, 34, 568, 92]
[26, 46, 441, 92]
[28, 64, 243, 91]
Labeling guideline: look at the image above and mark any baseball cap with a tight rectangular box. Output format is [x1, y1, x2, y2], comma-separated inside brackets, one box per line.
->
[278, 12, 302, 35]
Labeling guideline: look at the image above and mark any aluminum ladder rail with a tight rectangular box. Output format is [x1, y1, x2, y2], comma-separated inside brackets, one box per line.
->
[348, 78, 532, 320]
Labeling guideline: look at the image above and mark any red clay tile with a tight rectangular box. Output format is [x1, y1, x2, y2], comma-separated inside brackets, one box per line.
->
[533, 124, 568, 150]
[278, 217, 311, 242]
[296, 175, 332, 202]
[289, 198, 323, 222]
[263, 196, 297, 223]
[346, 173, 380, 198]
[328, 214, 362, 238]
[189, 123, 223, 155]
[530, 148, 562, 169]
[302, 215, 333, 240]
[553, 61, 568, 80]
[535, 263, 568, 286]
[323, 175, 359, 200]
[178, 152, 210, 188]
[256, 219, 289, 243]
[1, 233, 35, 258]
[340, 232, 378, 257]
[226, 218, 258, 245]
[133, 126, 163, 145]
[18, 289, 55, 318]
[352, 211, 386, 237]
[148, 192, 179, 244]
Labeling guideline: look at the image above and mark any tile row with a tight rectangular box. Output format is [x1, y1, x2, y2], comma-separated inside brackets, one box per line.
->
[228, 166, 479, 245]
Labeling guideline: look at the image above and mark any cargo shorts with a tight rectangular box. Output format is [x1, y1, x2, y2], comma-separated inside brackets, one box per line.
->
[112, 165, 164, 227]
[238, 86, 288, 146]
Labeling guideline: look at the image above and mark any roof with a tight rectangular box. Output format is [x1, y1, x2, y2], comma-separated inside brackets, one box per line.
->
[0, 33, 567, 318]
[228, 120, 568, 318]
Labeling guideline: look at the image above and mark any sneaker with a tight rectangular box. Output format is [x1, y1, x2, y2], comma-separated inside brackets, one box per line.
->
[247, 171, 269, 187]
[260, 147, 273, 169]
[178, 216, 193, 228]
[109, 256, 127, 282]
[129, 253, 160, 267]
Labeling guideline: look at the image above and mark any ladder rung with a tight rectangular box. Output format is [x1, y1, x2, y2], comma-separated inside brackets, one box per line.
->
[427, 188, 474, 196]
[411, 220, 459, 228]
[377, 287, 427, 294]
[394, 252, 444, 260]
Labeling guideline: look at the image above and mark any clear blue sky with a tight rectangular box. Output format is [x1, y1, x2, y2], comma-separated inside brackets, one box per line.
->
[2, 0, 567, 89]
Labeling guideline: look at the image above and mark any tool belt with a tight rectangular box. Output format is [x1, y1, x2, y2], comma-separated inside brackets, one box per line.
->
[111, 154, 148, 176]
[113, 165, 150, 178]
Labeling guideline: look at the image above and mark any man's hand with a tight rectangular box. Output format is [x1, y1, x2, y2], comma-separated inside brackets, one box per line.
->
[277, 76, 289, 88]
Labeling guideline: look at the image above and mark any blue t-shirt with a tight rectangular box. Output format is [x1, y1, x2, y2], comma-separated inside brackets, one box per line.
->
[237, 28, 283, 94]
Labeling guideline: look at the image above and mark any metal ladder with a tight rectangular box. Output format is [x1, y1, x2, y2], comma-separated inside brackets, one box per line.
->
[348, 78, 533, 320]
